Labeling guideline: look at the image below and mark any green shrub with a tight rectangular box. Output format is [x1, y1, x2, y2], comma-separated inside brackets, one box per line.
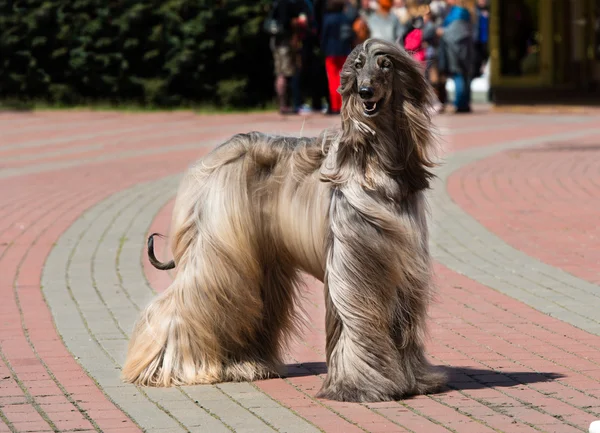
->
[0, 0, 274, 108]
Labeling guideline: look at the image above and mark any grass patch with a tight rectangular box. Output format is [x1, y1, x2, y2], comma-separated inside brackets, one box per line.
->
[0, 99, 277, 115]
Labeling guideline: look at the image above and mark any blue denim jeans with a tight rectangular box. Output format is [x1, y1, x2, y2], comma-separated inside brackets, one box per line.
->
[452, 74, 471, 111]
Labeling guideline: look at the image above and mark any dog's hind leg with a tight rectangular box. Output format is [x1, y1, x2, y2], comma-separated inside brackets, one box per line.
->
[122, 155, 296, 386]
[222, 263, 302, 381]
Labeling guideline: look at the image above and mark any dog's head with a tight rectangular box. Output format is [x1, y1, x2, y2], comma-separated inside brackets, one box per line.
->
[339, 38, 431, 123]
[331, 38, 436, 192]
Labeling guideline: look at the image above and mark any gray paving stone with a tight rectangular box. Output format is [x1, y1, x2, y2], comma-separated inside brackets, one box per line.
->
[99, 339, 129, 366]
[104, 385, 187, 431]
[217, 382, 320, 433]
[41, 180, 220, 433]
[143, 388, 233, 432]
[181, 385, 277, 433]
[43, 173, 321, 433]
[430, 126, 600, 336]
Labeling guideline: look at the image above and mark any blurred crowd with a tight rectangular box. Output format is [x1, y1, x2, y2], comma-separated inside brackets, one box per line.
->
[264, 0, 489, 115]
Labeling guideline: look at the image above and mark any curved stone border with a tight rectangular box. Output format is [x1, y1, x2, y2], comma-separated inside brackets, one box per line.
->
[430, 127, 600, 335]
[39, 121, 600, 432]
[41, 174, 321, 433]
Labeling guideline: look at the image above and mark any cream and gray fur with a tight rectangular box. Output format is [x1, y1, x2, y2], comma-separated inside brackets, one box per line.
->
[122, 39, 446, 402]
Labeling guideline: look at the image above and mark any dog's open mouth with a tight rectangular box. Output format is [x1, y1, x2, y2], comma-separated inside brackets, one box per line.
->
[362, 100, 381, 117]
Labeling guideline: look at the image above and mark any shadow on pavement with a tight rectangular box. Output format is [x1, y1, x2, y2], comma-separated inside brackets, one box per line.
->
[510, 143, 600, 152]
[282, 362, 565, 395]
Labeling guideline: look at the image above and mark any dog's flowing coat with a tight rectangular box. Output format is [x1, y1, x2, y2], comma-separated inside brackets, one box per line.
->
[123, 39, 446, 402]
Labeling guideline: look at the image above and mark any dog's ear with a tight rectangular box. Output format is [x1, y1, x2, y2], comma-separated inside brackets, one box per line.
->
[392, 52, 437, 171]
[338, 45, 362, 96]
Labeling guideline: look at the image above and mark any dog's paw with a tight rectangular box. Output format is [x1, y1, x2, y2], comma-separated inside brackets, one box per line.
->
[222, 360, 280, 382]
[412, 367, 448, 395]
[316, 383, 394, 403]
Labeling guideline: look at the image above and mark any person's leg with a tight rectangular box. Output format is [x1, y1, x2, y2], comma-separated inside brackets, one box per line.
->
[465, 75, 472, 110]
[308, 41, 326, 111]
[273, 41, 297, 114]
[324, 56, 341, 113]
[472, 42, 482, 78]
[452, 73, 470, 112]
[283, 43, 300, 113]
[298, 41, 312, 111]
[290, 72, 302, 112]
[275, 75, 288, 112]
[438, 73, 448, 108]
[331, 55, 346, 113]
[452, 73, 462, 109]
[273, 45, 287, 113]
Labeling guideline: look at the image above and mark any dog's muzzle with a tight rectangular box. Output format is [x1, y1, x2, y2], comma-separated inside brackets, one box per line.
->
[359, 86, 381, 117]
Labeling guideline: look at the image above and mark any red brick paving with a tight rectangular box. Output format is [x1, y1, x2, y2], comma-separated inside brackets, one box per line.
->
[448, 124, 600, 285]
[0, 112, 336, 433]
[2, 109, 600, 432]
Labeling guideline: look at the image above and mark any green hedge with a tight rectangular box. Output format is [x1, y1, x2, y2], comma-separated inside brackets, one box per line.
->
[0, 0, 275, 108]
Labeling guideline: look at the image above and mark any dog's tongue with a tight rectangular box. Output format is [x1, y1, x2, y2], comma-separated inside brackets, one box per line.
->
[364, 101, 377, 112]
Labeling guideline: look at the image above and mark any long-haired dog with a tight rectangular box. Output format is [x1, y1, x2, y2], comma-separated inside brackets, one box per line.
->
[122, 39, 446, 402]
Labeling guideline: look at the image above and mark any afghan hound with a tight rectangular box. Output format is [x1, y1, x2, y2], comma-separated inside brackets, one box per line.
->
[122, 38, 446, 403]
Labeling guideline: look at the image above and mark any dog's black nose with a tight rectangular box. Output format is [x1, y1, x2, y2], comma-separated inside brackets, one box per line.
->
[358, 87, 374, 100]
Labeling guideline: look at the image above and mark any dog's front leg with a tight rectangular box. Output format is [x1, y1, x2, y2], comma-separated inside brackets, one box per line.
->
[316, 188, 404, 403]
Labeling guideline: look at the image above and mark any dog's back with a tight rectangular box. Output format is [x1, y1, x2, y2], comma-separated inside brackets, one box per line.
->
[191, 131, 332, 279]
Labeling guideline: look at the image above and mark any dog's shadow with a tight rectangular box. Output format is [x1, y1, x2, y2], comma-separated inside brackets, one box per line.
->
[282, 362, 565, 395]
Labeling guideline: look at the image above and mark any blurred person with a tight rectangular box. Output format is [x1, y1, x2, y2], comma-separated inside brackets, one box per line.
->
[429, 0, 448, 26]
[392, 0, 411, 28]
[297, 0, 331, 114]
[400, 0, 430, 64]
[344, 0, 360, 22]
[472, 0, 489, 78]
[366, 0, 403, 44]
[265, 0, 308, 114]
[421, 4, 448, 112]
[321, 0, 354, 114]
[352, 0, 373, 46]
[437, 0, 474, 113]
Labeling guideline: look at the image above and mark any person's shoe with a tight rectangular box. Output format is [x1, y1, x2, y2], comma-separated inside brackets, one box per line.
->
[279, 106, 298, 115]
[298, 104, 313, 115]
[454, 106, 472, 114]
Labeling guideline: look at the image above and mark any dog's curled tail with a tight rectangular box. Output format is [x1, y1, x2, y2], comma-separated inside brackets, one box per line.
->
[148, 233, 176, 270]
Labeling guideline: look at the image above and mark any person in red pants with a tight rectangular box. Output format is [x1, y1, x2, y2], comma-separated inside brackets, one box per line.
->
[320, 0, 354, 114]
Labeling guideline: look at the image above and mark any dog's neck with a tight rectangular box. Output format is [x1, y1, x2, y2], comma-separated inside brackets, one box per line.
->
[320, 114, 432, 197]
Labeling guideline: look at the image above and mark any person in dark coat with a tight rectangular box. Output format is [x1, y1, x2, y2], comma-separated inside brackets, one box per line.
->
[267, 0, 306, 114]
[321, 0, 354, 114]
[421, 5, 447, 112]
[437, 0, 474, 113]
[298, 0, 331, 113]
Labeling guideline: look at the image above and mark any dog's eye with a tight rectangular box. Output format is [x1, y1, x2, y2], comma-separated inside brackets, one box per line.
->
[380, 59, 392, 70]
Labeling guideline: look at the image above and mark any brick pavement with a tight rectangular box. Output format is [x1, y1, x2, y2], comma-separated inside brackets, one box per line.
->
[0, 109, 599, 432]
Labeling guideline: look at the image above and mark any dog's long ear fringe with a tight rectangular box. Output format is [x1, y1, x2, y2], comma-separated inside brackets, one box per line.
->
[148, 233, 176, 270]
